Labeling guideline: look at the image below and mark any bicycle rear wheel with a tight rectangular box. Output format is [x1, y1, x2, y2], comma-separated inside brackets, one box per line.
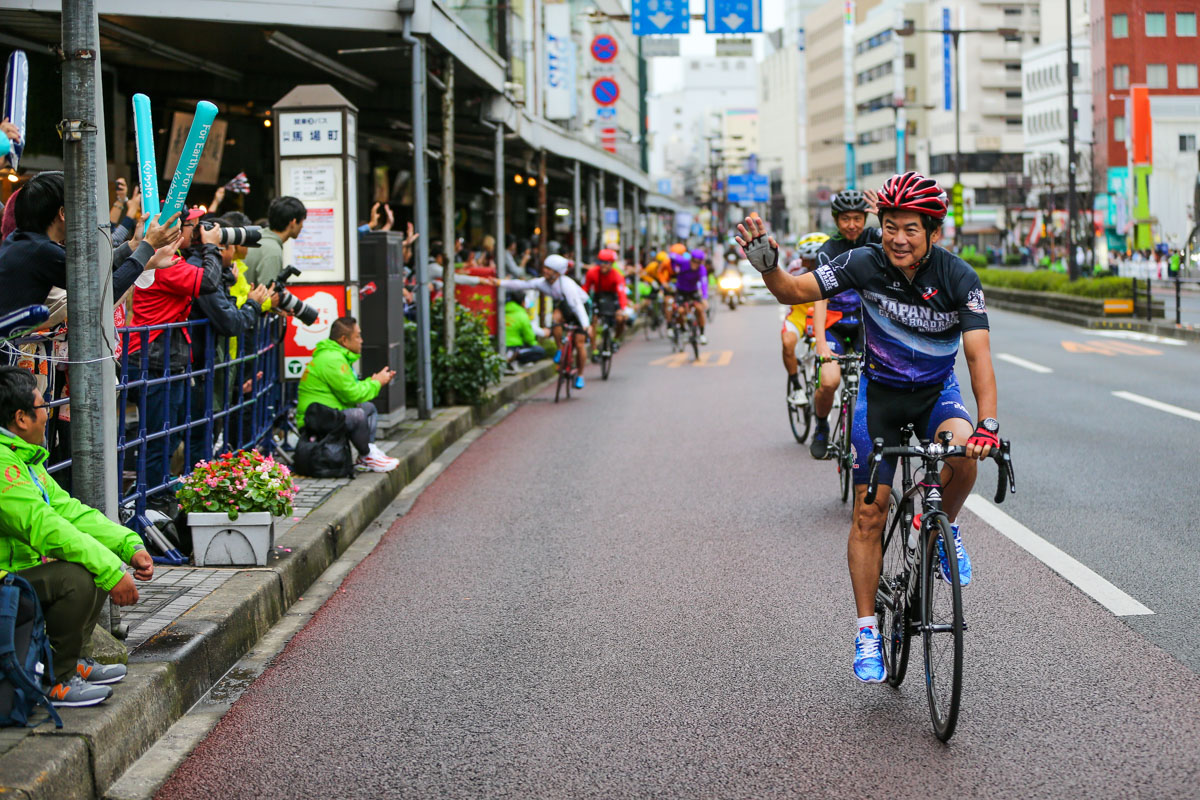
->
[877, 493, 912, 688]
[554, 371, 566, 403]
[601, 327, 613, 380]
[922, 513, 964, 741]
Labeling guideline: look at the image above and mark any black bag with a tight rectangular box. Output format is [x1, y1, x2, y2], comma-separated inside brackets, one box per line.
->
[294, 404, 354, 478]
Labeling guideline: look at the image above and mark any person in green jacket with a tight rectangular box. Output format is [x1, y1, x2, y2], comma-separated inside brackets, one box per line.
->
[504, 291, 547, 370]
[295, 316, 399, 472]
[0, 367, 155, 708]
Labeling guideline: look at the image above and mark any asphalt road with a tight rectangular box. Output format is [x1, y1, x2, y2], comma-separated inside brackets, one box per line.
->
[158, 301, 1200, 799]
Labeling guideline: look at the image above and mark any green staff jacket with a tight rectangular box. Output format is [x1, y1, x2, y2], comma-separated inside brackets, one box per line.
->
[0, 428, 143, 591]
[295, 339, 381, 430]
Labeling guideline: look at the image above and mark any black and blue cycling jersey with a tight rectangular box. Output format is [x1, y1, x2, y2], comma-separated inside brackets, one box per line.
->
[812, 243, 989, 388]
[816, 229, 881, 317]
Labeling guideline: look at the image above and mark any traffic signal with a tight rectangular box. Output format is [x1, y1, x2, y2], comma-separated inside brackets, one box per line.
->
[951, 183, 965, 227]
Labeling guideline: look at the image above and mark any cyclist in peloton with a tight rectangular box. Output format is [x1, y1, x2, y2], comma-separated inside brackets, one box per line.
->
[736, 171, 1000, 684]
[808, 190, 879, 460]
[491, 254, 591, 390]
[671, 250, 709, 344]
[780, 233, 829, 399]
[582, 248, 629, 340]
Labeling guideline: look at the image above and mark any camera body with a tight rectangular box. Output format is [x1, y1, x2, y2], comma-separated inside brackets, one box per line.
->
[270, 265, 319, 326]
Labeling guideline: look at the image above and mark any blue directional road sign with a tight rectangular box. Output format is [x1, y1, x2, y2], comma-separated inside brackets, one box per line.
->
[633, 0, 689, 36]
[706, 0, 761, 34]
[726, 173, 769, 205]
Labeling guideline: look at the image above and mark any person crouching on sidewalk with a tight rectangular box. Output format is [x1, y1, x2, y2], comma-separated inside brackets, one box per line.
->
[0, 366, 154, 707]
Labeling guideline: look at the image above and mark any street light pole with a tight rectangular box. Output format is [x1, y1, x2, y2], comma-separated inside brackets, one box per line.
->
[1065, 0, 1079, 279]
[952, 30, 962, 192]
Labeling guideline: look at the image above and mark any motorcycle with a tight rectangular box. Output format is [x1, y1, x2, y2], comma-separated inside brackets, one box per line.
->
[717, 268, 743, 310]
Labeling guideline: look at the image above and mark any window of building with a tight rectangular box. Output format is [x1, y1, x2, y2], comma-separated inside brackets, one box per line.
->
[1006, 90, 1022, 99]
[1004, 33, 1022, 42]
[1179, 63, 1199, 88]
[1181, 134, 1198, 151]
[1113, 64, 1129, 89]
[1113, 115, 1126, 140]
[1004, 7, 1022, 15]
[1178, 12, 1197, 36]
[905, 53, 916, 69]
[1145, 12, 1167, 37]
[1006, 62, 1022, 72]
[1006, 117, 1023, 127]
[1112, 14, 1128, 38]
[1146, 63, 1168, 88]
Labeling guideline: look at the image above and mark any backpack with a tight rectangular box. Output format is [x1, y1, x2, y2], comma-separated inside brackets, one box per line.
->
[294, 403, 354, 479]
[0, 574, 63, 728]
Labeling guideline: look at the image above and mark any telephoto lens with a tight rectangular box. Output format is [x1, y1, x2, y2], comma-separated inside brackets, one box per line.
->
[275, 291, 320, 326]
[218, 226, 262, 247]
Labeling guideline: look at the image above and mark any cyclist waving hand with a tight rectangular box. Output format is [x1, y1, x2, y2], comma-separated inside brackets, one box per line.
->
[737, 172, 1000, 685]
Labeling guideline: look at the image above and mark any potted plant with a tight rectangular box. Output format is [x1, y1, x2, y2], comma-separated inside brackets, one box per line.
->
[176, 450, 296, 566]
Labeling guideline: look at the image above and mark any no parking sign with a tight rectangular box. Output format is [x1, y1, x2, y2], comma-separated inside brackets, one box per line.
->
[592, 78, 620, 106]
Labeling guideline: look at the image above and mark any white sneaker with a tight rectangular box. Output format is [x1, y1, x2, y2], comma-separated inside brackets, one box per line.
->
[357, 455, 398, 473]
[700, 334, 708, 345]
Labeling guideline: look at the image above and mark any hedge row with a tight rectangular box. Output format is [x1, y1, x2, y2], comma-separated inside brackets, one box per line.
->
[974, 268, 1134, 299]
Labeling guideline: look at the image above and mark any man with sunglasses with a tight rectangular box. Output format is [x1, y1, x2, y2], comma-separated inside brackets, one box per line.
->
[0, 366, 154, 707]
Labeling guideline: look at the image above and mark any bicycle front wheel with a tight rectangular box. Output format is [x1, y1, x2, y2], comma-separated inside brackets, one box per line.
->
[690, 324, 700, 360]
[922, 513, 964, 741]
[877, 493, 911, 688]
[787, 372, 811, 443]
[601, 328, 613, 380]
[838, 397, 855, 503]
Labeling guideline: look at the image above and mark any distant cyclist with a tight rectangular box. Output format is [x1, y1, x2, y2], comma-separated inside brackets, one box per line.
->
[737, 172, 1000, 684]
[808, 190, 878, 459]
[780, 233, 828, 398]
[491, 254, 591, 390]
[671, 250, 708, 345]
[583, 248, 629, 339]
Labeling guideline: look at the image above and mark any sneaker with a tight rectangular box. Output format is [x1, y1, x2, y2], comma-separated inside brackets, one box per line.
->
[935, 523, 972, 587]
[853, 627, 886, 683]
[48, 675, 112, 707]
[77, 658, 125, 685]
[809, 424, 830, 459]
[574, 376, 585, 390]
[553, 349, 562, 364]
[700, 334, 708, 345]
[366, 443, 396, 464]
[357, 455, 398, 473]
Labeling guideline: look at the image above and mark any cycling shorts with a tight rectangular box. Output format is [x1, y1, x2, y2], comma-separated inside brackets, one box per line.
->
[850, 372, 973, 487]
[553, 301, 587, 329]
[782, 304, 812, 337]
[677, 290, 702, 304]
[822, 321, 862, 355]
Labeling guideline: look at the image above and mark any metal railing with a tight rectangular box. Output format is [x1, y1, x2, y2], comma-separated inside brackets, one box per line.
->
[4, 315, 292, 562]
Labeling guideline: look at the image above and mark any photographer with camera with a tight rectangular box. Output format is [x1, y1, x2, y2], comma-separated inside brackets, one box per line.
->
[244, 196, 305, 289]
[296, 316, 399, 473]
[126, 207, 224, 491]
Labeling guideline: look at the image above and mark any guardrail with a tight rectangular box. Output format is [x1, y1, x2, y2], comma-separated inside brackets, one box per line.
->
[3, 315, 292, 562]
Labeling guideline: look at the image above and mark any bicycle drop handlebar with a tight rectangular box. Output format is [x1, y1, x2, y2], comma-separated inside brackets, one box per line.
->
[863, 436, 1016, 506]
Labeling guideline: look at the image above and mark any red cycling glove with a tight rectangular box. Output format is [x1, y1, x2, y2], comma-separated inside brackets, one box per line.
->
[966, 424, 999, 450]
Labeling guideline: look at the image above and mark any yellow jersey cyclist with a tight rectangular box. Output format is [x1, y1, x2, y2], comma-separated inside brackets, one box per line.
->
[780, 233, 828, 399]
[808, 190, 881, 460]
[737, 171, 1001, 684]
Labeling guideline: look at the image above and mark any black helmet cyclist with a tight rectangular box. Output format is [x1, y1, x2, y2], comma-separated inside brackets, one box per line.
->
[830, 189, 869, 216]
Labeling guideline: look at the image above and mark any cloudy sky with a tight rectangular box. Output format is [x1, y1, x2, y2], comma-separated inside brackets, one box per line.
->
[649, 0, 787, 92]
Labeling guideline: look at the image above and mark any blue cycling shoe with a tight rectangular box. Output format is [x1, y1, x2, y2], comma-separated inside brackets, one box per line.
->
[936, 523, 972, 587]
[553, 349, 562, 364]
[853, 626, 886, 683]
[574, 376, 585, 390]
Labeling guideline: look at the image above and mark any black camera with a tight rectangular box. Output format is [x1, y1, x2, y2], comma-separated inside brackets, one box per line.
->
[199, 220, 262, 247]
[270, 265, 319, 326]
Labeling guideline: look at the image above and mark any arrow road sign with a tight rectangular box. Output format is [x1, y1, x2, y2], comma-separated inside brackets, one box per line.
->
[633, 0, 689, 36]
[705, 0, 761, 34]
[591, 34, 618, 63]
[592, 78, 620, 106]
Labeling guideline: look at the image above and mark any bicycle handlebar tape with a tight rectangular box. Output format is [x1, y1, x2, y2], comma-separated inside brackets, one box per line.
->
[158, 100, 218, 225]
[2, 50, 28, 168]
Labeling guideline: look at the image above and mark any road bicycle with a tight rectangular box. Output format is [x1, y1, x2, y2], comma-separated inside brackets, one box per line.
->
[787, 335, 816, 444]
[554, 324, 584, 403]
[679, 299, 702, 361]
[815, 351, 862, 503]
[592, 310, 618, 381]
[867, 428, 1016, 741]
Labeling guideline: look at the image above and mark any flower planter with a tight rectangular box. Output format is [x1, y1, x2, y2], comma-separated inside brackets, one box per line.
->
[188, 511, 274, 567]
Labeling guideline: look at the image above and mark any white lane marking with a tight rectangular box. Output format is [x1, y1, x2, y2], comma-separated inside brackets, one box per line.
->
[1111, 390, 1200, 423]
[1089, 329, 1187, 346]
[996, 353, 1054, 373]
[964, 495, 1154, 617]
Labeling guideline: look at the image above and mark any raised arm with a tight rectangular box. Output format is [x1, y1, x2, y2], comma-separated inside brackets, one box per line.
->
[734, 214, 824, 305]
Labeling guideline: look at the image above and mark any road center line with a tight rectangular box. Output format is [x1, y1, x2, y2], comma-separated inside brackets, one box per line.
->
[1111, 390, 1200, 423]
[963, 495, 1154, 617]
[996, 353, 1053, 373]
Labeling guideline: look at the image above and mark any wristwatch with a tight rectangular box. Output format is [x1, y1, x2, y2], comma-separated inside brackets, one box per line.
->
[980, 418, 999, 434]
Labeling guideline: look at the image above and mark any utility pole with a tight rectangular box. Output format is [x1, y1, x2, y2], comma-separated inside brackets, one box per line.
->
[1065, 0, 1079, 279]
[442, 58, 456, 352]
[403, 16, 432, 418]
[62, 0, 118, 517]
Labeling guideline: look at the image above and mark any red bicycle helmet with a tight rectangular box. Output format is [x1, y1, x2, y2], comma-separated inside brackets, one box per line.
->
[876, 171, 947, 221]
[597, 248, 618, 262]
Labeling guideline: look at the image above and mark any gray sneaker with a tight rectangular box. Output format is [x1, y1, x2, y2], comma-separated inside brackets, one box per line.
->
[48, 675, 113, 707]
[77, 658, 126, 685]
